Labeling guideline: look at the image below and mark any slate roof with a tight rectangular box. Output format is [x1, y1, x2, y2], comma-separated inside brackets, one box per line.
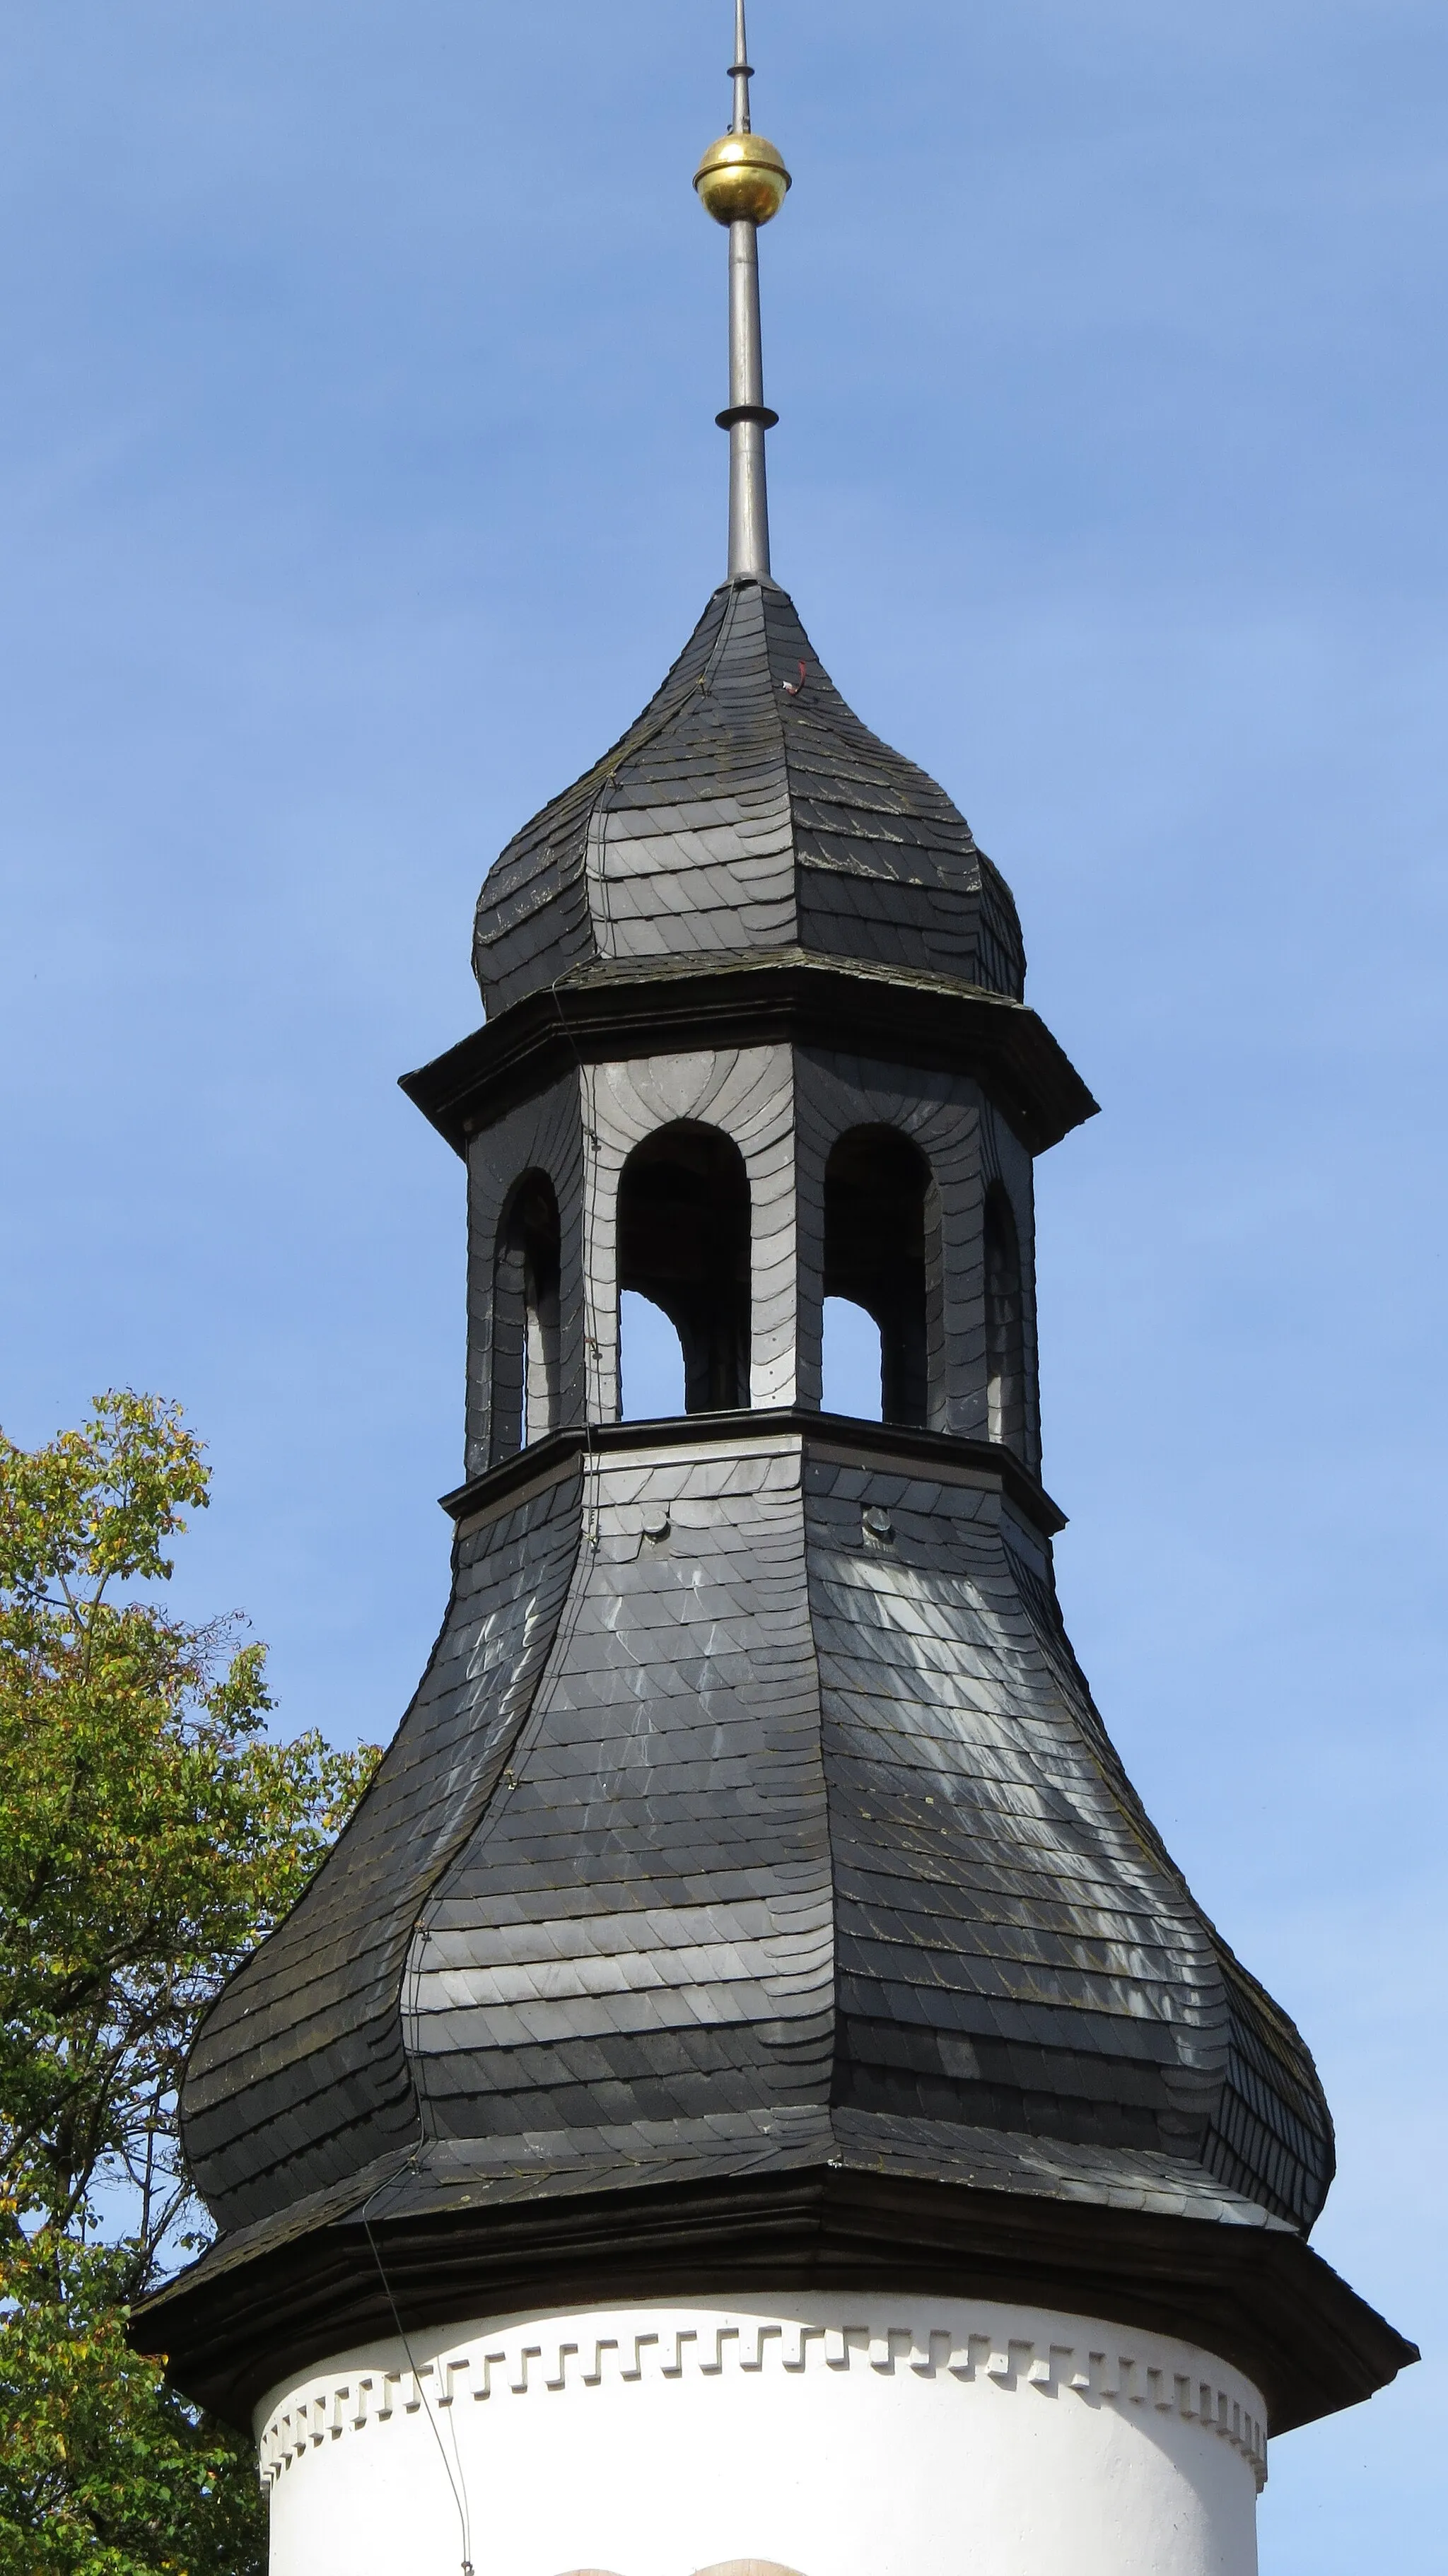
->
[472, 578, 1027, 1013]
[180, 1444, 1331, 2244]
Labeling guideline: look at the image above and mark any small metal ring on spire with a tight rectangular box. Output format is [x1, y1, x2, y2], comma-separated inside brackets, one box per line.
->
[716, 403, 778, 431]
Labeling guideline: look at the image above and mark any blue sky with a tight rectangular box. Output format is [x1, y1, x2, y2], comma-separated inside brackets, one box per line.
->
[1, 4, 1443, 2561]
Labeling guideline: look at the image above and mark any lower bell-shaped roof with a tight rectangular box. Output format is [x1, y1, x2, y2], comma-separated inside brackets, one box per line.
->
[142, 1432, 1413, 2431]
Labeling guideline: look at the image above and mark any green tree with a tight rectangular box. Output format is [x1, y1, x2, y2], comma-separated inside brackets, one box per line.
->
[0, 1393, 379, 2575]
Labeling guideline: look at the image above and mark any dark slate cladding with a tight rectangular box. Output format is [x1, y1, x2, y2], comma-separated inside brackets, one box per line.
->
[180, 1443, 1331, 2246]
[805, 1464, 1332, 2233]
[471, 579, 1025, 1016]
[182, 1473, 583, 2231]
[409, 1450, 832, 2145]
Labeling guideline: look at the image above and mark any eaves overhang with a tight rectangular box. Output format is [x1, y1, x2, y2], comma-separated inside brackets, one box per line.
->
[131, 2155, 1415, 2440]
[436, 1410, 1069, 1542]
[399, 949, 1099, 1160]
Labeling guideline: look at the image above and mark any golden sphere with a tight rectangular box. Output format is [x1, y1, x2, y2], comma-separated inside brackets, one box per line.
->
[694, 131, 791, 226]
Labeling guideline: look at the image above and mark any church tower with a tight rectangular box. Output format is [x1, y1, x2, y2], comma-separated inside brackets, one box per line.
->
[135, 13, 1413, 2575]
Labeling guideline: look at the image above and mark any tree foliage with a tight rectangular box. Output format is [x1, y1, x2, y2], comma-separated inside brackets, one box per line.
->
[0, 1394, 380, 2574]
[0, 2231, 261, 2576]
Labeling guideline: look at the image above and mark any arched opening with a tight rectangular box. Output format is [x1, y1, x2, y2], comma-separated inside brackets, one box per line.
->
[822, 1297, 883, 1420]
[691, 2565, 810, 2576]
[491, 1170, 561, 1462]
[984, 1182, 1026, 1453]
[823, 1127, 930, 1429]
[617, 1122, 751, 1415]
[619, 1290, 687, 1420]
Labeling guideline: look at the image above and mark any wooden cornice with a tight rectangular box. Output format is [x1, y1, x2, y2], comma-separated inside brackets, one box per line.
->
[400, 950, 1099, 1160]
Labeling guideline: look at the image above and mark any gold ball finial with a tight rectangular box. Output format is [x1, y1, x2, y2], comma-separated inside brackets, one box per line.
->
[694, 130, 791, 226]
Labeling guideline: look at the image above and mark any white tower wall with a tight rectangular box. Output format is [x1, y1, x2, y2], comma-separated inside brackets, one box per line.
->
[259, 2295, 1266, 2576]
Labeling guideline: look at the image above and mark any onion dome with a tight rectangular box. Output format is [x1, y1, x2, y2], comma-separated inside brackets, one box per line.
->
[473, 578, 1027, 1018]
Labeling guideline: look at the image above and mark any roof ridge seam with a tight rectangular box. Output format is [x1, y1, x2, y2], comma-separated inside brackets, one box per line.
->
[753, 585, 805, 944]
[586, 584, 749, 959]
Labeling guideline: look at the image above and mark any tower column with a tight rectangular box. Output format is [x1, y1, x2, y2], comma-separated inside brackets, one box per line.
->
[128, 6, 1418, 2554]
[258, 2295, 1268, 2576]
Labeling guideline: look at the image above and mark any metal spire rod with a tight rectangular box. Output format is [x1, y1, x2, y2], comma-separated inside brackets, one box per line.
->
[723, 213, 771, 580]
[730, 0, 752, 134]
[694, 2, 790, 584]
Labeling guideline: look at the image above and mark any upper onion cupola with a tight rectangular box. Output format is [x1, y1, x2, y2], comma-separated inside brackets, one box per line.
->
[473, 0, 1022, 1022]
[473, 578, 1026, 1018]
